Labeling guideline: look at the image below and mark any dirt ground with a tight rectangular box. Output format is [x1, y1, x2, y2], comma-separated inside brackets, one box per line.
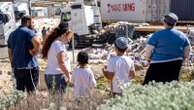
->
[0, 55, 109, 110]
[0, 49, 144, 94]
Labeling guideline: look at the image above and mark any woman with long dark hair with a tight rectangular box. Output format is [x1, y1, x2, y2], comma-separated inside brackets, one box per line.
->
[42, 22, 73, 93]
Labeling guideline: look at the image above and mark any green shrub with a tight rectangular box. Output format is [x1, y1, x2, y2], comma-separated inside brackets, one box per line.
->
[98, 81, 194, 110]
[0, 90, 24, 109]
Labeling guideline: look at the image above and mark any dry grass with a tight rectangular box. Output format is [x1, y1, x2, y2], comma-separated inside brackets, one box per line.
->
[6, 60, 110, 110]
[8, 89, 109, 110]
[2, 56, 193, 110]
[179, 65, 194, 81]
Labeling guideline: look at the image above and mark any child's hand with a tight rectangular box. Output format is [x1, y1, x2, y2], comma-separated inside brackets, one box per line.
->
[29, 49, 36, 56]
[143, 61, 150, 67]
[104, 65, 107, 69]
[183, 58, 189, 66]
[66, 73, 72, 83]
[102, 65, 107, 73]
[102, 65, 114, 81]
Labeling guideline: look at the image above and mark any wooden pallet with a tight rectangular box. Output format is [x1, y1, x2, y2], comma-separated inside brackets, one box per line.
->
[177, 21, 194, 25]
[135, 25, 189, 33]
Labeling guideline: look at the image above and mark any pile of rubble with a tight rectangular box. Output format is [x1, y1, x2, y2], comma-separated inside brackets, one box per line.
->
[80, 36, 148, 71]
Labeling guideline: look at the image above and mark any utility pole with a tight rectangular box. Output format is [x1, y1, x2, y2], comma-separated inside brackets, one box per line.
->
[28, 0, 31, 16]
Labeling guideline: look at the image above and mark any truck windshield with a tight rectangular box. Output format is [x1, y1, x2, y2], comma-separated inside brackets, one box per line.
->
[61, 12, 71, 22]
[0, 13, 4, 23]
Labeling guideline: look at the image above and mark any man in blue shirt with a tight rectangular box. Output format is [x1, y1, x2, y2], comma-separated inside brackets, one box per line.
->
[143, 13, 191, 84]
[7, 16, 41, 92]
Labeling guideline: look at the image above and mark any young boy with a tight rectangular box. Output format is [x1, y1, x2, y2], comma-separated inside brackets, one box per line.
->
[72, 51, 96, 97]
[103, 37, 136, 96]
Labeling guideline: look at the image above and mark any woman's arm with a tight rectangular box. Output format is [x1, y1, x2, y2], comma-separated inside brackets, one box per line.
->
[57, 51, 71, 82]
[183, 45, 191, 61]
[144, 44, 155, 61]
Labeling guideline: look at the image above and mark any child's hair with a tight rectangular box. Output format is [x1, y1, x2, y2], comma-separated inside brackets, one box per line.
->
[115, 43, 127, 53]
[77, 51, 89, 65]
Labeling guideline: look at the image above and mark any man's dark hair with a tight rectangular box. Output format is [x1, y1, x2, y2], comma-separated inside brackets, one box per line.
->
[21, 16, 31, 25]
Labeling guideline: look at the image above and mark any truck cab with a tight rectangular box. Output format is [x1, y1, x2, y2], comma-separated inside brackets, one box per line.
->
[61, 1, 135, 49]
[61, 1, 102, 48]
[0, 2, 16, 46]
[61, 1, 102, 35]
[0, 1, 29, 46]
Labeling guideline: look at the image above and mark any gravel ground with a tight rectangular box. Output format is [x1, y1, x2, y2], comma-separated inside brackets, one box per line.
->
[0, 47, 8, 59]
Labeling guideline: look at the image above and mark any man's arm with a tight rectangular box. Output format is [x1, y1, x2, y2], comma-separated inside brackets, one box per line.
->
[29, 36, 41, 55]
[144, 44, 155, 61]
[7, 32, 13, 64]
[183, 35, 191, 62]
[183, 45, 191, 61]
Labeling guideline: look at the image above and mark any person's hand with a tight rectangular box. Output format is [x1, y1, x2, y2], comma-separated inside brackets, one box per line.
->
[67, 31, 74, 37]
[183, 58, 190, 66]
[102, 65, 107, 73]
[143, 60, 150, 67]
[69, 31, 74, 35]
[66, 73, 72, 83]
[102, 65, 114, 81]
[29, 49, 37, 56]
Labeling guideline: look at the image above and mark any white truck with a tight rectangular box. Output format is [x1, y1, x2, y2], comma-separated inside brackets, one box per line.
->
[0, 1, 29, 46]
[0, 2, 16, 46]
[61, 1, 102, 35]
[61, 1, 103, 48]
[61, 0, 136, 48]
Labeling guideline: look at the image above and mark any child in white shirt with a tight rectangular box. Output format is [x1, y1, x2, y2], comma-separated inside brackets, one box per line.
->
[103, 37, 136, 96]
[72, 51, 96, 97]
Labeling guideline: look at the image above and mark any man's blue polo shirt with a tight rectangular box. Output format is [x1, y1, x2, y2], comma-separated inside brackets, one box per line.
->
[7, 26, 38, 68]
[147, 28, 190, 61]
